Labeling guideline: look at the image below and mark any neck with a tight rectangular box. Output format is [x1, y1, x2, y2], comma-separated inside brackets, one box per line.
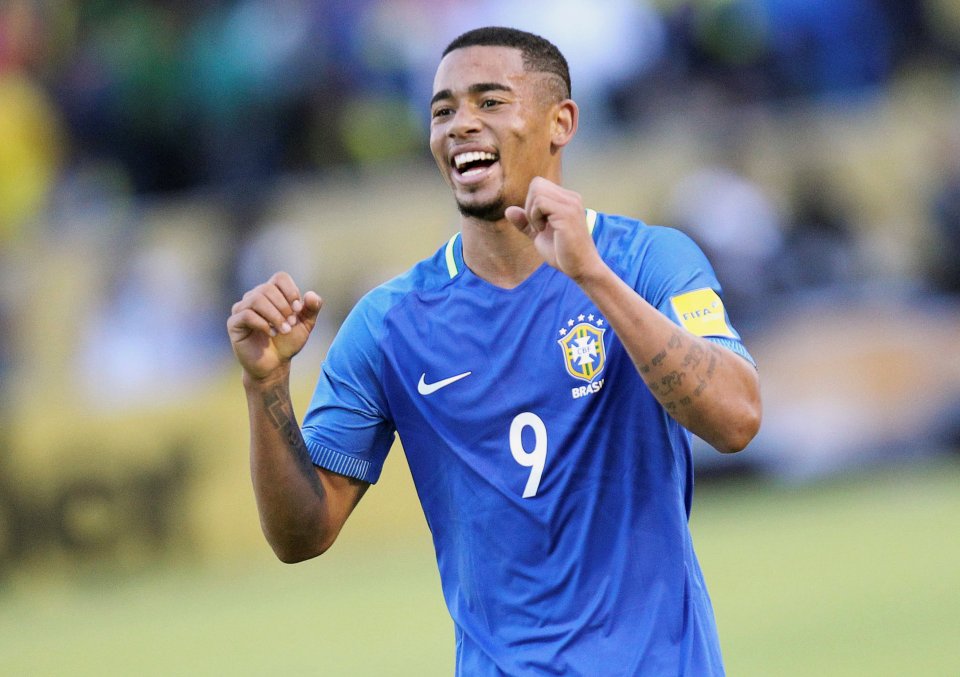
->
[460, 217, 543, 289]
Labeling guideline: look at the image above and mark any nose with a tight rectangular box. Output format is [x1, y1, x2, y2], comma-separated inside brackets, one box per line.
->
[448, 104, 481, 138]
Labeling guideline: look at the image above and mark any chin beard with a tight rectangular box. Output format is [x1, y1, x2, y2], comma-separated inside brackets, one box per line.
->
[456, 196, 506, 222]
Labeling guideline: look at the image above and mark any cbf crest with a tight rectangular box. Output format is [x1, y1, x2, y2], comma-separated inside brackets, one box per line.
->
[557, 314, 607, 382]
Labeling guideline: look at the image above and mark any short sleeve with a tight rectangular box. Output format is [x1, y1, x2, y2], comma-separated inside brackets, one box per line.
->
[301, 293, 396, 484]
[611, 221, 756, 366]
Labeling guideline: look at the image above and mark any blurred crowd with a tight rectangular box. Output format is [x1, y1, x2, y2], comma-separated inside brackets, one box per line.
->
[3, 0, 958, 202]
[3, 0, 960, 401]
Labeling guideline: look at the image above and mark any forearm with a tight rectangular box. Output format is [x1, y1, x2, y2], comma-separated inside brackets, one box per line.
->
[245, 368, 335, 561]
[576, 265, 761, 452]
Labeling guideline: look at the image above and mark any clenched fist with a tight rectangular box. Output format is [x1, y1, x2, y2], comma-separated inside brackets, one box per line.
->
[504, 177, 604, 283]
[227, 271, 323, 382]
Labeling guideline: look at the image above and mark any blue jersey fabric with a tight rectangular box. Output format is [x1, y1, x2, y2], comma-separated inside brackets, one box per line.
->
[302, 212, 753, 676]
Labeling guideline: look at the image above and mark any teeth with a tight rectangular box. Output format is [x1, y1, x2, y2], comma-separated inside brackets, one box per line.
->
[454, 151, 497, 170]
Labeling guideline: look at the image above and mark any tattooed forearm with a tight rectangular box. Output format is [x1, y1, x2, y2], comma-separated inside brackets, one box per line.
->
[643, 331, 685, 372]
[693, 376, 708, 397]
[659, 370, 685, 395]
[638, 331, 725, 414]
[262, 386, 323, 494]
[682, 343, 704, 369]
[706, 347, 718, 377]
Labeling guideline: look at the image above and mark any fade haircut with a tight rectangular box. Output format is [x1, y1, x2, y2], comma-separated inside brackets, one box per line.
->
[442, 26, 571, 101]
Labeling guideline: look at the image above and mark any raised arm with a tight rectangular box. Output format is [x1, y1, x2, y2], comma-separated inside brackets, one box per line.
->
[506, 179, 762, 453]
[565, 265, 760, 452]
[227, 272, 368, 562]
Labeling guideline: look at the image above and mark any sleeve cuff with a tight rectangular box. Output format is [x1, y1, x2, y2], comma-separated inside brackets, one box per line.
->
[304, 439, 381, 484]
[706, 336, 757, 368]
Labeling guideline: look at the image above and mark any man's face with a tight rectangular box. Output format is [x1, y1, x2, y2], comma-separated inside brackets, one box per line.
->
[429, 46, 558, 222]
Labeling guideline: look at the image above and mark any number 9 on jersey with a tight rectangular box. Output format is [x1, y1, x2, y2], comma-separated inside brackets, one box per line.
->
[509, 412, 547, 498]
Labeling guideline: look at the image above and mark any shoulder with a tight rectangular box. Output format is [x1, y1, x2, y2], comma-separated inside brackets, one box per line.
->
[324, 237, 455, 375]
[344, 238, 457, 334]
[592, 211, 710, 274]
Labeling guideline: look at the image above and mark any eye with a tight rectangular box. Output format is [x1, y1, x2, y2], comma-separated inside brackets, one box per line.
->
[480, 98, 501, 109]
[432, 106, 453, 119]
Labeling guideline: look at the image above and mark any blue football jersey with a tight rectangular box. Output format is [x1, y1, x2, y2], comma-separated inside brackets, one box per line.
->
[302, 210, 754, 676]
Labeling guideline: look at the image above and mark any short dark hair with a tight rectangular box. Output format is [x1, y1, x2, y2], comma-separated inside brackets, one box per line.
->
[442, 26, 571, 99]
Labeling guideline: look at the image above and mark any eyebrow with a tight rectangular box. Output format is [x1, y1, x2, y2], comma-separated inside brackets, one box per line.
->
[430, 82, 513, 107]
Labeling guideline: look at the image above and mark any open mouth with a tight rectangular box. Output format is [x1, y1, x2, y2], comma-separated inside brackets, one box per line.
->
[452, 150, 499, 178]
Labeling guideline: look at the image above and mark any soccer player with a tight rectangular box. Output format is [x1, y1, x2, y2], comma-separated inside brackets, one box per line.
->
[227, 26, 761, 676]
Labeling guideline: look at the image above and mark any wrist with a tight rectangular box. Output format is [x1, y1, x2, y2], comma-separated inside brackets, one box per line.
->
[242, 363, 292, 392]
[570, 256, 613, 288]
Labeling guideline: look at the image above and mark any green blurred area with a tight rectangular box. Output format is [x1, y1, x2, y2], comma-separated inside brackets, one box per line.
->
[1, 458, 957, 676]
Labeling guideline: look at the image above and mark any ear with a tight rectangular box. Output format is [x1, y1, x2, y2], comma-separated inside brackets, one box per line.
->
[551, 99, 579, 149]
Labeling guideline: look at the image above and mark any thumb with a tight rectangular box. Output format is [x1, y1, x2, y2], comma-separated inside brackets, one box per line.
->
[505, 205, 529, 232]
[297, 291, 323, 332]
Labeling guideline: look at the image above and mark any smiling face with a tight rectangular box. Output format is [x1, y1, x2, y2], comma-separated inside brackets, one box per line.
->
[429, 46, 574, 223]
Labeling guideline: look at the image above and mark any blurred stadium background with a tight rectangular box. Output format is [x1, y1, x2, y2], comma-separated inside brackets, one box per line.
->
[1, 1, 959, 675]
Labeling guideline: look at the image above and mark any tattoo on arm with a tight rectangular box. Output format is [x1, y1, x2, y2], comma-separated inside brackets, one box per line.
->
[263, 386, 323, 494]
[682, 343, 704, 369]
[693, 376, 708, 397]
[706, 347, 718, 377]
[692, 348, 721, 397]
[659, 370, 686, 395]
[640, 333, 725, 413]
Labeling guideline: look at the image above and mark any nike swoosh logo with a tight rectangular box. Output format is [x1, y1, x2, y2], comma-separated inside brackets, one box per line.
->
[417, 371, 472, 395]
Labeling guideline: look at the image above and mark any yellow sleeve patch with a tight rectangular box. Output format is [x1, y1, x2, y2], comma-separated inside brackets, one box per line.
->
[669, 288, 736, 338]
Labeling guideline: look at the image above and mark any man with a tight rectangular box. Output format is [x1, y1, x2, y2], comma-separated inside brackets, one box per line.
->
[228, 26, 761, 676]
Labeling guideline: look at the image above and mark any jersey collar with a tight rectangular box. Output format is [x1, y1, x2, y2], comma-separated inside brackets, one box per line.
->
[444, 208, 599, 279]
